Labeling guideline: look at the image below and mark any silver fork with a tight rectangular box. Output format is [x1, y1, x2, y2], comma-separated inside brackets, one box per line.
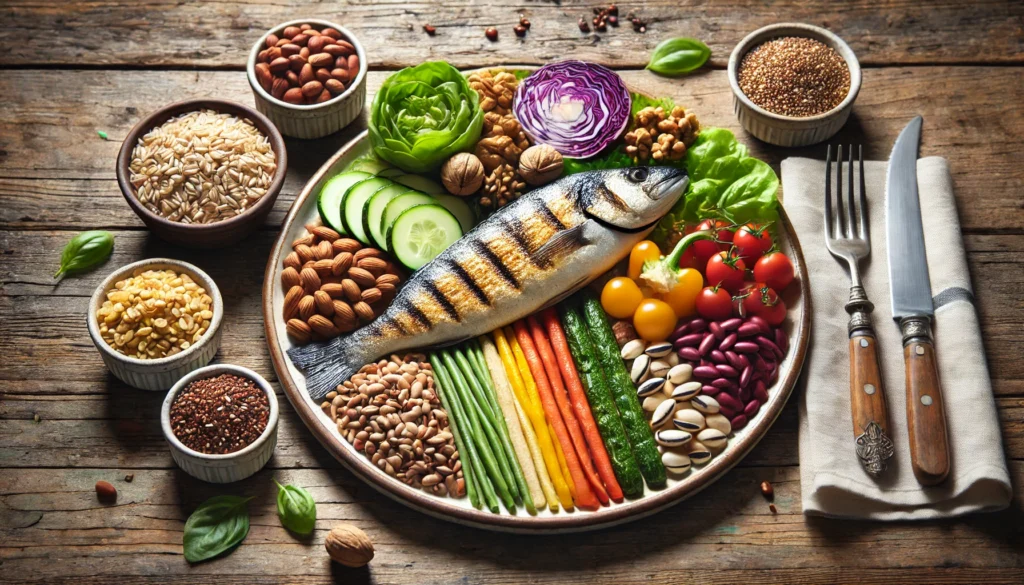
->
[825, 144, 894, 477]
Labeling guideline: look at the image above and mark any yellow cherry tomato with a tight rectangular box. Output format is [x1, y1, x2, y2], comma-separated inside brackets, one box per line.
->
[628, 240, 661, 281]
[632, 299, 678, 342]
[601, 277, 644, 319]
[661, 268, 704, 318]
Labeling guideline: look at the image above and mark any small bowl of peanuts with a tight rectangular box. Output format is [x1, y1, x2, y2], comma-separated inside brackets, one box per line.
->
[116, 99, 287, 248]
[87, 258, 225, 391]
[246, 19, 368, 139]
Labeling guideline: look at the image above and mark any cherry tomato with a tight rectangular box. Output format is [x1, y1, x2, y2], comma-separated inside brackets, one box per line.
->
[633, 299, 678, 342]
[677, 246, 700, 270]
[601, 277, 644, 319]
[628, 240, 661, 280]
[695, 286, 733, 321]
[753, 251, 794, 291]
[705, 250, 747, 293]
[660, 268, 703, 317]
[693, 219, 734, 266]
[733, 223, 773, 263]
[740, 283, 787, 325]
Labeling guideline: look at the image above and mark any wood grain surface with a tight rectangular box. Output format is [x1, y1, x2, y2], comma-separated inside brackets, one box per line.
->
[2, 1, 1023, 583]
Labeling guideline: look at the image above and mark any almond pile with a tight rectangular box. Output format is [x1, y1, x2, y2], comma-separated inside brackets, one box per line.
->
[253, 23, 360, 105]
[282, 222, 403, 344]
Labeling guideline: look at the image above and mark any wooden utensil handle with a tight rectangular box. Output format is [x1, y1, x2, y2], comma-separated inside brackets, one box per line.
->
[901, 316, 950, 486]
[846, 286, 893, 476]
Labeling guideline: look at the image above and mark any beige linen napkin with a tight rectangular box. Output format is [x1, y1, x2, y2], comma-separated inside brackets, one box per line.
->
[783, 156, 1011, 520]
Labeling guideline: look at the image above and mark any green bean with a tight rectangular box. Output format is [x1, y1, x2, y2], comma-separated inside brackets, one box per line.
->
[429, 355, 489, 511]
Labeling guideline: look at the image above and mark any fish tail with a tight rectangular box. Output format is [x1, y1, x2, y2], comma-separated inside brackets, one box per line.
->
[287, 335, 367, 401]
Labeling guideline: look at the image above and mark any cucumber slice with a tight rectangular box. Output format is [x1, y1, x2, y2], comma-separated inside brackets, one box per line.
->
[317, 171, 371, 234]
[393, 174, 445, 195]
[342, 177, 394, 244]
[363, 185, 414, 250]
[432, 193, 476, 233]
[387, 204, 463, 271]
[381, 192, 437, 246]
[349, 157, 391, 175]
[376, 167, 405, 178]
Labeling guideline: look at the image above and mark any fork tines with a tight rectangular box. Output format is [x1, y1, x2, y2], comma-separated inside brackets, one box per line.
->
[825, 144, 868, 243]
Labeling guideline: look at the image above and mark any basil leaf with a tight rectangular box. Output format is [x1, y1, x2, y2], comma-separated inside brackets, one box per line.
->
[647, 38, 711, 76]
[55, 230, 114, 279]
[183, 495, 253, 563]
[274, 480, 316, 535]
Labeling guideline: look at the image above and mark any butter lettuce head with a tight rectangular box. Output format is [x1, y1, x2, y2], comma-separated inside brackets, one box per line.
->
[369, 62, 484, 173]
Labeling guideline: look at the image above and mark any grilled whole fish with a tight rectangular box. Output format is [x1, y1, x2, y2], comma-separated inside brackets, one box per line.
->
[290, 166, 689, 399]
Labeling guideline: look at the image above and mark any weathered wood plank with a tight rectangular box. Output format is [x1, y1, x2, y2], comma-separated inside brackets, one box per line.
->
[1, 465, 1022, 584]
[2, 67, 1021, 232]
[1, 0, 1022, 69]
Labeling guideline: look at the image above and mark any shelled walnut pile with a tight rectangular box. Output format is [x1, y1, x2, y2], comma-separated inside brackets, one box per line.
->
[624, 106, 700, 163]
[467, 70, 534, 208]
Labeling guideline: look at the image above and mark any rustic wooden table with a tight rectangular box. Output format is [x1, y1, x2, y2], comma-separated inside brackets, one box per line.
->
[2, 1, 1023, 583]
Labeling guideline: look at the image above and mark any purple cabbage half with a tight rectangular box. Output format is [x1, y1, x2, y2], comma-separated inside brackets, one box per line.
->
[513, 61, 632, 159]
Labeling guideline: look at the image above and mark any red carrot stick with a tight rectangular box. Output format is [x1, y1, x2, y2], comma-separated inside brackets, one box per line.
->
[526, 315, 611, 506]
[540, 308, 625, 503]
[512, 320, 600, 511]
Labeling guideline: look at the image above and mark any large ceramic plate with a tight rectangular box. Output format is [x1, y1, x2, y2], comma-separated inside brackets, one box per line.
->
[263, 84, 810, 533]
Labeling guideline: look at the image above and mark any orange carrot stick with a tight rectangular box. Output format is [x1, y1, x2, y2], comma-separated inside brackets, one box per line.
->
[526, 315, 611, 506]
[512, 320, 600, 511]
[540, 308, 625, 503]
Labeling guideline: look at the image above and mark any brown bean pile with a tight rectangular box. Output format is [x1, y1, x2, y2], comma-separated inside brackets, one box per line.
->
[169, 374, 270, 454]
[282, 222, 404, 344]
[253, 23, 360, 105]
[738, 36, 851, 117]
[321, 354, 465, 498]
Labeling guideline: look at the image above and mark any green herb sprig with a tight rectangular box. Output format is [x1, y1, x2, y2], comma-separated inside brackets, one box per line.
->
[647, 37, 711, 76]
[183, 495, 253, 563]
[274, 480, 317, 535]
[55, 230, 114, 279]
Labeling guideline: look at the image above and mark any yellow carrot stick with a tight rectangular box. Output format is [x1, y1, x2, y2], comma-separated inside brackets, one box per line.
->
[551, 421, 577, 501]
[479, 334, 546, 514]
[494, 329, 559, 512]
[506, 327, 574, 511]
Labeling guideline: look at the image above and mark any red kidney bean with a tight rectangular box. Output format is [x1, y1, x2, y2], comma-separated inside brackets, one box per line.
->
[678, 347, 700, 361]
[709, 321, 724, 340]
[739, 385, 753, 403]
[730, 414, 748, 430]
[754, 380, 769, 403]
[744, 399, 761, 417]
[733, 341, 759, 353]
[688, 318, 707, 332]
[716, 364, 738, 378]
[752, 354, 769, 372]
[736, 353, 750, 370]
[698, 333, 716, 356]
[739, 365, 752, 388]
[674, 333, 703, 348]
[768, 363, 779, 383]
[774, 327, 788, 354]
[711, 378, 737, 390]
[701, 384, 721, 396]
[709, 349, 727, 364]
[725, 350, 743, 370]
[737, 323, 761, 337]
[699, 358, 713, 367]
[719, 332, 737, 351]
[721, 317, 742, 331]
[748, 315, 770, 334]
[670, 322, 690, 340]
[756, 335, 784, 358]
[693, 365, 719, 379]
[719, 404, 740, 419]
[759, 349, 775, 361]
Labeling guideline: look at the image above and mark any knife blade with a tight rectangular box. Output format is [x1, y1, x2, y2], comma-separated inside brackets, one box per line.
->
[885, 116, 950, 486]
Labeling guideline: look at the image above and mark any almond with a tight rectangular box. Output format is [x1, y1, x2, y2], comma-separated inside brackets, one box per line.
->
[331, 68, 351, 83]
[347, 54, 360, 72]
[313, 259, 334, 276]
[308, 35, 328, 53]
[311, 225, 339, 242]
[376, 282, 396, 299]
[314, 290, 335, 317]
[324, 43, 352, 57]
[314, 240, 334, 260]
[321, 282, 345, 299]
[283, 251, 302, 270]
[333, 311, 357, 333]
[309, 53, 333, 68]
[283, 87, 304, 104]
[293, 232, 316, 249]
[95, 480, 117, 502]
[308, 314, 339, 337]
[281, 43, 301, 57]
[300, 46, 310, 59]
[354, 247, 383, 262]
[291, 33, 310, 47]
[315, 68, 333, 84]
[288, 54, 307, 72]
[265, 34, 280, 49]
[331, 251, 354, 276]
[322, 28, 342, 40]
[281, 266, 301, 289]
[348, 267, 376, 289]
[283, 26, 302, 38]
[300, 267, 321, 292]
[341, 279, 362, 303]
[332, 238, 361, 254]
[299, 295, 317, 320]
[287, 318, 312, 344]
[357, 256, 388, 276]
[376, 273, 401, 287]
[271, 77, 290, 100]
[286, 70, 300, 86]
[269, 56, 290, 74]
[295, 244, 315, 265]
[284, 285, 305, 320]
[333, 300, 356, 324]
[361, 287, 383, 305]
[353, 301, 375, 323]
[325, 79, 346, 95]
[305, 218, 322, 232]
[300, 62, 315, 85]
[302, 80, 324, 98]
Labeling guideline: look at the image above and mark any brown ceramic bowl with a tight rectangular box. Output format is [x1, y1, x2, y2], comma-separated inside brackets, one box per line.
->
[116, 99, 288, 248]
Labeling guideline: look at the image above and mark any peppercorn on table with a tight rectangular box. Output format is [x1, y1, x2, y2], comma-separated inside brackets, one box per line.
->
[1, 1, 1023, 584]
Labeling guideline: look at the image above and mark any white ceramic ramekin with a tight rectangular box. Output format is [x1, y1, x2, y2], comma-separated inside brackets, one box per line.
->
[161, 364, 279, 483]
[87, 258, 224, 391]
[728, 23, 861, 147]
[246, 19, 368, 139]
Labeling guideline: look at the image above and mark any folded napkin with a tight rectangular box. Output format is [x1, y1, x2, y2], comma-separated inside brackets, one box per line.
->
[782, 156, 1011, 520]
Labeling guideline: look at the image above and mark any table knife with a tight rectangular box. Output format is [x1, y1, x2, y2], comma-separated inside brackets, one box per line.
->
[885, 116, 950, 486]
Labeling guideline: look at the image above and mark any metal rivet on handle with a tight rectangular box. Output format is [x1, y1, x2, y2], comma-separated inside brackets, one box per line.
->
[916, 346, 925, 355]
[860, 338, 869, 348]
[921, 394, 933, 406]
[864, 384, 875, 395]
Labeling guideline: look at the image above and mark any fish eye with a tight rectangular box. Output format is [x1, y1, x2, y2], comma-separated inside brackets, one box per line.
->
[627, 167, 649, 183]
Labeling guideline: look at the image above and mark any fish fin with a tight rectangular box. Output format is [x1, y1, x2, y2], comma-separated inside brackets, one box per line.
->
[532, 220, 593, 266]
[287, 336, 366, 401]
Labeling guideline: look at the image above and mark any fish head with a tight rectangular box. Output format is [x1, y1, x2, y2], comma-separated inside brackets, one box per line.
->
[580, 166, 689, 231]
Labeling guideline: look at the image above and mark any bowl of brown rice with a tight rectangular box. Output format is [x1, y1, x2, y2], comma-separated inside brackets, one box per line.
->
[116, 99, 288, 248]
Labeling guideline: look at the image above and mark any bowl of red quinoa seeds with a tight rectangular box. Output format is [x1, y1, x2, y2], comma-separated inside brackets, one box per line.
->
[161, 364, 279, 483]
[728, 23, 861, 147]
